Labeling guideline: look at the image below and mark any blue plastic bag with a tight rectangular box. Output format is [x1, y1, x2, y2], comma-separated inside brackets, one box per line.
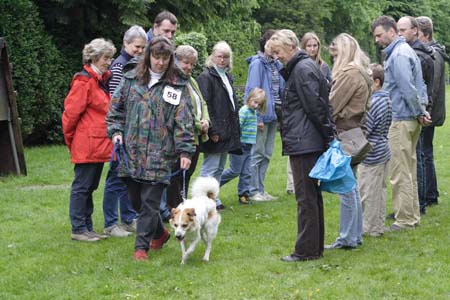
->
[309, 139, 356, 194]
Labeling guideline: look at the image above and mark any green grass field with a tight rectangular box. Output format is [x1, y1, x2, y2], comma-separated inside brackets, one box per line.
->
[1, 88, 449, 299]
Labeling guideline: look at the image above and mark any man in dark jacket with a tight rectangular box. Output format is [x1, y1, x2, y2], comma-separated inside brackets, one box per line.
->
[416, 16, 448, 207]
[267, 30, 334, 262]
[397, 16, 435, 215]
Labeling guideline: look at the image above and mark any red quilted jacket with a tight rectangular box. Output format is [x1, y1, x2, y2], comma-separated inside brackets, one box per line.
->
[62, 65, 113, 163]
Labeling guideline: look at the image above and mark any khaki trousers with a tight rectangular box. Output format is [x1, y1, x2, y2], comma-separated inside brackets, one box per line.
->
[358, 161, 389, 235]
[388, 120, 421, 227]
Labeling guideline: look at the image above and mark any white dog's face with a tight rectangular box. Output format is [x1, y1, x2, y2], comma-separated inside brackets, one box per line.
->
[169, 208, 197, 241]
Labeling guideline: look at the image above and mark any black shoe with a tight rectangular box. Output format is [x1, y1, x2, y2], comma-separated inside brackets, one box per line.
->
[324, 242, 356, 250]
[238, 194, 250, 205]
[427, 199, 438, 206]
[386, 213, 395, 220]
[216, 204, 225, 210]
[281, 254, 320, 262]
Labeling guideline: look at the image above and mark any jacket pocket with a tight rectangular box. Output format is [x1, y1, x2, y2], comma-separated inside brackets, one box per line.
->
[89, 127, 111, 160]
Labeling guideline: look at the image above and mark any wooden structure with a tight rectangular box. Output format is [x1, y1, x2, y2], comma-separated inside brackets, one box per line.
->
[0, 38, 27, 176]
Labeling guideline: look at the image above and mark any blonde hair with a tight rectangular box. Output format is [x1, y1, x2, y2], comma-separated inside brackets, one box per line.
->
[205, 41, 233, 71]
[329, 33, 370, 78]
[246, 88, 266, 114]
[268, 29, 299, 52]
[175, 45, 198, 62]
[82, 38, 116, 64]
[300, 32, 324, 65]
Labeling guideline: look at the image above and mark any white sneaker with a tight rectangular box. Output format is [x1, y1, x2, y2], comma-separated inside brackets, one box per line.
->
[249, 193, 267, 202]
[263, 192, 278, 201]
[104, 224, 132, 237]
[120, 219, 137, 233]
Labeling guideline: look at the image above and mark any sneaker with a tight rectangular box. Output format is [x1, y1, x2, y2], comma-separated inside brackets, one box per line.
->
[71, 232, 100, 242]
[104, 224, 132, 237]
[133, 249, 148, 261]
[87, 230, 108, 240]
[263, 192, 278, 201]
[120, 220, 137, 233]
[150, 228, 170, 250]
[249, 193, 267, 202]
[238, 194, 250, 205]
[286, 189, 294, 195]
[216, 204, 226, 210]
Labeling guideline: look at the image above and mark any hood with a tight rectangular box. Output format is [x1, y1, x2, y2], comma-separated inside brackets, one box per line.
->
[246, 52, 264, 65]
[410, 39, 434, 58]
[429, 41, 450, 62]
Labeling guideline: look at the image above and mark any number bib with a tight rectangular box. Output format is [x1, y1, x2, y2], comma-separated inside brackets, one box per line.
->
[163, 86, 181, 105]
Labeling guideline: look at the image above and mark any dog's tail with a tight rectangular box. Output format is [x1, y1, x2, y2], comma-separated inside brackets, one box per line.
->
[191, 176, 219, 200]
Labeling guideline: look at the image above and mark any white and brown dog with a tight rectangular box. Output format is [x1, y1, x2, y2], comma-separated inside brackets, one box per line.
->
[169, 176, 221, 264]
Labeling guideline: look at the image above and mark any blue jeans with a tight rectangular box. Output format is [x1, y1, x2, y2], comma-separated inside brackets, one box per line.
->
[249, 121, 277, 195]
[69, 163, 104, 234]
[416, 126, 438, 211]
[159, 189, 171, 220]
[220, 143, 253, 195]
[103, 160, 137, 228]
[336, 170, 363, 247]
[200, 152, 228, 206]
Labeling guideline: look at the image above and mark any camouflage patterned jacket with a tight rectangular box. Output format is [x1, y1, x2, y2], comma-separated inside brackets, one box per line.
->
[106, 69, 195, 183]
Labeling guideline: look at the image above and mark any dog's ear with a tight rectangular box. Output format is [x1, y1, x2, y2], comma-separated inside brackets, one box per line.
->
[186, 208, 196, 218]
[207, 191, 215, 200]
[171, 208, 179, 217]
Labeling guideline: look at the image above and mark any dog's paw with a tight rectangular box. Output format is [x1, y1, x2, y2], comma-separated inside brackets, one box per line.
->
[202, 257, 209, 262]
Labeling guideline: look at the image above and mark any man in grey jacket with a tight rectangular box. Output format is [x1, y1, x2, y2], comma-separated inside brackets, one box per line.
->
[371, 16, 431, 231]
[416, 16, 448, 208]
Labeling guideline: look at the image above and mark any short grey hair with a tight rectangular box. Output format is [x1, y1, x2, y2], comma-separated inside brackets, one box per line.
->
[416, 16, 433, 40]
[123, 25, 147, 45]
[205, 41, 233, 71]
[268, 29, 300, 52]
[82, 38, 116, 64]
[175, 45, 198, 62]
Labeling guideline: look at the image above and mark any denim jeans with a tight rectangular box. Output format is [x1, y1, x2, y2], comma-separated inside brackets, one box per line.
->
[249, 121, 277, 195]
[69, 163, 104, 234]
[200, 152, 228, 206]
[103, 160, 137, 228]
[416, 126, 438, 211]
[159, 189, 171, 220]
[220, 143, 253, 195]
[336, 168, 363, 247]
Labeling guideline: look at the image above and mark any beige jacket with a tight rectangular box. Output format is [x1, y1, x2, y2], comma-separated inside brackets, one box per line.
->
[329, 64, 372, 133]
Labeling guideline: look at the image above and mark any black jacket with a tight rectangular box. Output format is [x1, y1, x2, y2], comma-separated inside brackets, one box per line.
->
[280, 50, 334, 156]
[410, 39, 434, 110]
[197, 67, 241, 154]
[428, 41, 448, 126]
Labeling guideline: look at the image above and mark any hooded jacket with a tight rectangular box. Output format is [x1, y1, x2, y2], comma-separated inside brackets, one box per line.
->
[105, 68, 195, 183]
[428, 41, 448, 126]
[329, 64, 372, 133]
[410, 39, 435, 110]
[244, 52, 285, 123]
[62, 65, 113, 164]
[196, 67, 241, 154]
[279, 50, 334, 156]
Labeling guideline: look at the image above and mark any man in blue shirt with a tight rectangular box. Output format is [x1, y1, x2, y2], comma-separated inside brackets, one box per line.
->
[371, 16, 431, 231]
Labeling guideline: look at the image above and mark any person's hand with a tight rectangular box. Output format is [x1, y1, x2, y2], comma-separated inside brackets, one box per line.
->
[257, 122, 264, 131]
[180, 157, 191, 170]
[211, 135, 219, 143]
[112, 134, 123, 145]
[419, 112, 432, 127]
[200, 120, 209, 133]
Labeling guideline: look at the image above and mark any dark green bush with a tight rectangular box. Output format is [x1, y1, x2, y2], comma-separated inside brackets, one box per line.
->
[0, 0, 69, 144]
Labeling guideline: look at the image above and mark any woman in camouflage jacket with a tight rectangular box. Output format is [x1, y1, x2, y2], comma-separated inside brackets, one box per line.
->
[106, 36, 195, 261]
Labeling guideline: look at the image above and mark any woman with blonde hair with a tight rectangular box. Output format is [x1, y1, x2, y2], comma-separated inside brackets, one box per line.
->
[197, 41, 241, 210]
[268, 29, 334, 262]
[300, 32, 332, 86]
[325, 33, 371, 250]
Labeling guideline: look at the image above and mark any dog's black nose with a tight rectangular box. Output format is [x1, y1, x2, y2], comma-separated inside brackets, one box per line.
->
[176, 234, 184, 241]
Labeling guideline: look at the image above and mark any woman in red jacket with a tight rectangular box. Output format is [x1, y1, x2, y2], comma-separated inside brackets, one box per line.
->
[62, 38, 116, 242]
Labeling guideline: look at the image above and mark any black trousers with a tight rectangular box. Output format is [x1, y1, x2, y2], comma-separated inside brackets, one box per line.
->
[290, 153, 324, 258]
[126, 179, 166, 250]
[166, 147, 200, 208]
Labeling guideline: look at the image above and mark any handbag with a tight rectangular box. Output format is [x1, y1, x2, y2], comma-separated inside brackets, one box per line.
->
[338, 127, 372, 165]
